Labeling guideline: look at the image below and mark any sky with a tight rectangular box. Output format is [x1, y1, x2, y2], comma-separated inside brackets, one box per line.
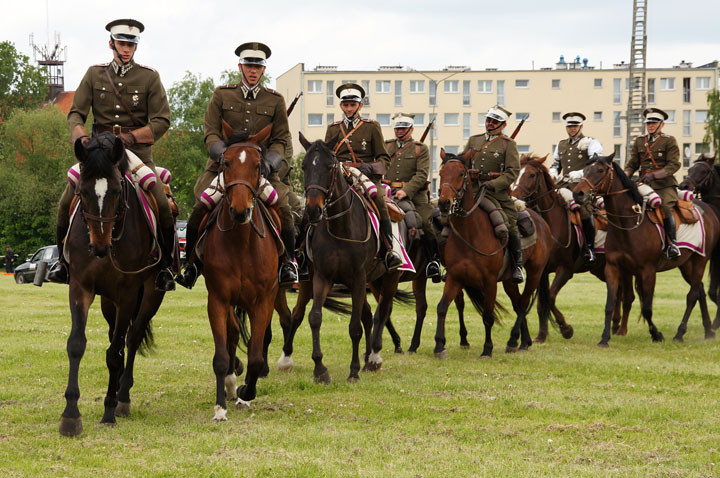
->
[1, 0, 719, 91]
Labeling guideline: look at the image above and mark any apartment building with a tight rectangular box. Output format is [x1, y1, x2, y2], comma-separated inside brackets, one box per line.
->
[276, 59, 719, 195]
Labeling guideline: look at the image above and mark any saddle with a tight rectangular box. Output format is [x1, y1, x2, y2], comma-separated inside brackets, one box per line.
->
[568, 209, 608, 231]
[647, 200, 699, 225]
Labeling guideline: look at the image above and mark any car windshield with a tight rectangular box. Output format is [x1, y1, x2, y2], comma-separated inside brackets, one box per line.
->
[43, 248, 54, 260]
[30, 249, 43, 262]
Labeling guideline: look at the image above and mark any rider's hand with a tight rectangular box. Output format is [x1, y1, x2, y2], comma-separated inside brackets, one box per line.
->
[119, 132, 136, 147]
[549, 168, 559, 180]
[639, 172, 655, 184]
[394, 189, 408, 200]
[481, 181, 495, 191]
[356, 163, 373, 177]
[568, 170, 583, 181]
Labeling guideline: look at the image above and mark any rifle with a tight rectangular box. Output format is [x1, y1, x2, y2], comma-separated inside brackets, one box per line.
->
[420, 117, 435, 143]
[510, 114, 528, 139]
[286, 92, 303, 117]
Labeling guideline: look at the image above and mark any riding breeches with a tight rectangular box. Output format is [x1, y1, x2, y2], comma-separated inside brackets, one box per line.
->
[395, 194, 435, 238]
[654, 186, 678, 218]
[370, 178, 390, 222]
[486, 193, 519, 235]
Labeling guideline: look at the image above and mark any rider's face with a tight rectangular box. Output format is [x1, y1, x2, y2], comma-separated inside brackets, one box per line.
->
[646, 121, 663, 135]
[239, 64, 265, 87]
[566, 124, 582, 137]
[394, 127, 412, 140]
[340, 101, 361, 118]
[110, 40, 137, 63]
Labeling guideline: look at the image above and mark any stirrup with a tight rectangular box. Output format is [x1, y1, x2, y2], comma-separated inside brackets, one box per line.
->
[511, 266, 524, 284]
[176, 263, 199, 289]
[47, 261, 69, 284]
[155, 268, 176, 291]
[667, 243, 681, 260]
[584, 248, 597, 264]
[279, 261, 299, 287]
[384, 251, 403, 271]
[426, 260, 442, 282]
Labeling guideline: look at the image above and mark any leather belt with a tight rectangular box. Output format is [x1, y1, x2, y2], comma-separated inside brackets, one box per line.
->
[96, 125, 140, 136]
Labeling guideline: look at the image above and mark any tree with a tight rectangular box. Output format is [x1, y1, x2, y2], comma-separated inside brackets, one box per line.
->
[705, 88, 720, 156]
[166, 71, 215, 132]
[0, 41, 48, 123]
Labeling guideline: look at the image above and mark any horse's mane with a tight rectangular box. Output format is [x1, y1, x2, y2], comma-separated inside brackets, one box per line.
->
[303, 140, 336, 167]
[224, 131, 250, 146]
[520, 154, 558, 189]
[608, 157, 643, 205]
[81, 133, 129, 180]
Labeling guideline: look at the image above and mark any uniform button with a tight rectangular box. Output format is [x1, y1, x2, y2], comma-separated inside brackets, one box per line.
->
[102, 87, 106, 91]
[134, 90, 138, 93]
[230, 106, 233, 109]
[118, 83, 123, 86]
[114, 115, 119, 118]
[116, 105, 120, 109]
[246, 110, 250, 113]
[247, 102, 251, 106]
[245, 119, 249, 122]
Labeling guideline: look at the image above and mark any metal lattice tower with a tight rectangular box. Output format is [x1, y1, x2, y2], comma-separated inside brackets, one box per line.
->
[625, 0, 648, 165]
[30, 31, 67, 101]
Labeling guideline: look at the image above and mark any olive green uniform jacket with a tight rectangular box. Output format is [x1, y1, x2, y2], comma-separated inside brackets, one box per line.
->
[462, 133, 520, 233]
[385, 138, 433, 236]
[554, 134, 596, 218]
[627, 133, 680, 214]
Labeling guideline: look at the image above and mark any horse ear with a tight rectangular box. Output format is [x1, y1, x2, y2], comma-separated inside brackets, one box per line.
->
[250, 124, 272, 145]
[606, 152, 616, 162]
[519, 154, 528, 166]
[74, 137, 87, 163]
[440, 148, 447, 162]
[326, 136, 339, 152]
[461, 148, 472, 165]
[221, 119, 234, 141]
[111, 136, 125, 164]
[299, 132, 311, 151]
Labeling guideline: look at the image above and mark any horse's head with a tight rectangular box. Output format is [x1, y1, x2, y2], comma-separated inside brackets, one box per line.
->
[679, 153, 718, 192]
[437, 148, 472, 216]
[220, 120, 271, 224]
[75, 132, 128, 257]
[512, 154, 551, 200]
[299, 132, 339, 223]
[573, 153, 641, 206]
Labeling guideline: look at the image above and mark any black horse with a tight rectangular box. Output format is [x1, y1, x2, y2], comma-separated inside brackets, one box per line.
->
[59, 133, 167, 436]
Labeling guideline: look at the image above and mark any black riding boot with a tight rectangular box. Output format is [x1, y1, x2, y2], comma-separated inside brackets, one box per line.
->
[380, 218, 403, 271]
[422, 235, 442, 283]
[580, 217, 597, 264]
[296, 217, 311, 282]
[176, 213, 202, 289]
[508, 232, 524, 284]
[155, 226, 176, 291]
[279, 223, 299, 287]
[664, 215, 681, 260]
[47, 224, 69, 284]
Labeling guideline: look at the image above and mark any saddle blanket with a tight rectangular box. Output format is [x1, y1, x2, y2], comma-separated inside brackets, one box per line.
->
[367, 211, 415, 273]
[573, 225, 607, 254]
[656, 206, 706, 256]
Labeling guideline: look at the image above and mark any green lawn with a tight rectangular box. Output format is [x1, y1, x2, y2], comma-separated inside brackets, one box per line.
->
[1, 270, 719, 477]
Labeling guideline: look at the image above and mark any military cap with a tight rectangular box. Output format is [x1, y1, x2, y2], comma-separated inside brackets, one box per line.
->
[235, 42, 271, 65]
[643, 107, 668, 123]
[105, 19, 144, 43]
[562, 112, 586, 125]
[393, 113, 415, 128]
[336, 83, 365, 102]
[486, 105, 511, 123]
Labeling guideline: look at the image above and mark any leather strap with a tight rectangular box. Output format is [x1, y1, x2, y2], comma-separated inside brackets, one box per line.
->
[96, 125, 140, 135]
[389, 141, 415, 161]
[104, 66, 142, 126]
[470, 135, 505, 165]
[334, 121, 364, 165]
[642, 136, 661, 169]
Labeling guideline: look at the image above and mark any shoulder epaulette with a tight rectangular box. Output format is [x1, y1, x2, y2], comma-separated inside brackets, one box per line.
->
[263, 87, 280, 96]
[219, 83, 239, 89]
[660, 133, 670, 138]
[361, 118, 373, 123]
[136, 64, 156, 72]
[330, 120, 342, 126]
[385, 139, 394, 144]
[415, 141, 425, 146]
[91, 62, 110, 68]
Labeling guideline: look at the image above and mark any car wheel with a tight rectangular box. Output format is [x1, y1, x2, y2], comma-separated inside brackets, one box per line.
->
[15, 273, 25, 284]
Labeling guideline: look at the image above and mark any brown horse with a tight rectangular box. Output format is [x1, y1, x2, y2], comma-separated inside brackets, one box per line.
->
[573, 154, 720, 345]
[59, 133, 167, 436]
[434, 149, 552, 358]
[512, 154, 636, 339]
[201, 122, 281, 421]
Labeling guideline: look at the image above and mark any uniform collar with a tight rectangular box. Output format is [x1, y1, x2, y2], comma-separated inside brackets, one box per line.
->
[649, 133, 661, 142]
[344, 116, 360, 129]
[485, 132, 500, 141]
[396, 136, 413, 148]
[241, 82, 262, 99]
[111, 59, 134, 77]
[568, 133, 584, 145]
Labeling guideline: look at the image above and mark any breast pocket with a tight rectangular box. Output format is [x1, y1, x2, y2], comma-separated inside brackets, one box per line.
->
[221, 101, 244, 123]
[93, 81, 110, 105]
[124, 85, 146, 111]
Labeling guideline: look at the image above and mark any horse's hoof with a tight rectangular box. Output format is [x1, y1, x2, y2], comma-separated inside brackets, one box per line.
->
[394, 347, 404, 354]
[460, 342, 470, 349]
[59, 417, 83, 437]
[234, 357, 244, 377]
[673, 336, 684, 343]
[434, 349, 448, 360]
[277, 353, 294, 371]
[407, 346, 418, 354]
[519, 344, 531, 351]
[99, 420, 117, 427]
[705, 331, 716, 340]
[597, 342, 610, 348]
[653, 332, 665, 343]
[237, 384, 256, 402]
[115, 402, 130, 417]
[314, 370, 331, 384]
[560, 326, 574, 339]
[505, 345, 519, 354]
[259, 364, 270, 378]
[213, 405, 228, 421]
[235, 398, 251, 410]
[365, 361, 381, 372]
[480, 353, 492, 359]
[347, 375, 359, 383]
[533, 336, 546, 344]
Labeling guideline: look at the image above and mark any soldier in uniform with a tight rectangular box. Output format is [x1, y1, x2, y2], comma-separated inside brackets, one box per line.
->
[624, 107, 681, 259]
[384, 113, 441, 280]
[549, 112, 603, 263]
[48, 18, 176, 291]
[176, 42, 298, 288]
[462, 105, 523, 283]
[324, 83, 402, 270]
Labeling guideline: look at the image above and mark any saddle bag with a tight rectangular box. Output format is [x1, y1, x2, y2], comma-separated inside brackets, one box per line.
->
[675, 200, 699, 224]
[517, 209, 535, 238]
[479, 196, 508, 240]
[385, 198, 406, 222]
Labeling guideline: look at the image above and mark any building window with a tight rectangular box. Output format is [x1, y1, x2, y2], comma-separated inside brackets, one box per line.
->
[414, 114, 425, 126]
[697, 77, 711, 90]
[515, 112, 529, 122]
[552, 112, 561, 122]
[552, 79, 560, 89]
[613, 78, 622, 104]
[308, 114, 323, 126]
[431, 146, 437, 172]
[478, 113, 487, 125]
[660, 77, 675, 90]
[361, 112, 370, 119]
[326, 113, 335, 125]
[515, 79, 529, 88]
[517, 145, 530, 154]
[497, 80, 505, 106]
[683, 143, 692, 168]
[613, 111, 622, 137]
[326, 80, 334, 106]
[683, 110, 691, 136]
[594, 78, 603, 88]
[362, 80, 370, 106]
[696, 110, 708, 123]
[477, 80, 492, 93]
[463, 113, 471, 139]
[410, 80, 425, 93]
[683, 77, 691, 103]
[444, 80, 459, 93]
[444, 145, 459, 155]
[429, 81, 437, 107]
[308, 80, 323, 93]
[376, 114, 391, 126]
[647, 78, 656, 104]
[376, 80, 390, 93]
[665, 110, 677, 123]
[462, 80, 471, 106]
[696, 143, 711, 155]
[394, 80, 402, 107]
[444, 113, 459, 126]
[614, 144, 622, 162]
[594, 111, 603, 121]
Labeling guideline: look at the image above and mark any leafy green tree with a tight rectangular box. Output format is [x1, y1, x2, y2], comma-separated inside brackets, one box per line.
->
[705, 88, 720, 156]
[0, 106, 74, 256]
[0, 41, 48, 123]
[166, 71, 215, 133]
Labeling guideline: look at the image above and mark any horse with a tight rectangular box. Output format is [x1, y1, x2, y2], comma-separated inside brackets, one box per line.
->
[573, 153, 720, 346]
[434, 149, 553, 358]
[200, 122, 282, 421]
[279, 134, 403, 383]
[679, 153, 720, 330]
[512, 154, 636, 339]
[59, 133, 168, 436]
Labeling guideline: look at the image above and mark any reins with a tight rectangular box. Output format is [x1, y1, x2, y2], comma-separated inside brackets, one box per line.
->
[580, 162, 646, 230]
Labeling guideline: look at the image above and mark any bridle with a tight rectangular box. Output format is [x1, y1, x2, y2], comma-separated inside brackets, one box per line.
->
[217, 141, 266, 236]
[579, 160, 646, 230]
[514, 163, 560, 214]
[685, 160, 717, 196]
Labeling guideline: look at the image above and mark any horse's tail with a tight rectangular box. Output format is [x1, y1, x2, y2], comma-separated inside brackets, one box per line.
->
[323, 297, 352, 315]
[463, 285, 506, 326]
[393, 289, 415, 307]
[235, 306, 251, 350]
[537, 268, 558, 329]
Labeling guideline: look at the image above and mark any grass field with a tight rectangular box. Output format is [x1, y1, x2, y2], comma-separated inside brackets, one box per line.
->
[1, 270, 719, 477]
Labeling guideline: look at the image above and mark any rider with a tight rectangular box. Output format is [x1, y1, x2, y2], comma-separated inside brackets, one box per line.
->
[48, 18, 176, 291]
[462, 105, 523, 283]
[324, 83, 403, 271]
[176, 42, 298, 289]
[384, 113, 441, 281]
[549, 112, 603, 264]
[624, 107, 681, 260]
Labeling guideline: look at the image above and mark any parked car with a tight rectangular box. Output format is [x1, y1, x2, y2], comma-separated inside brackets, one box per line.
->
[14, 245, 59, 284]
[177, 220, 187, 264]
